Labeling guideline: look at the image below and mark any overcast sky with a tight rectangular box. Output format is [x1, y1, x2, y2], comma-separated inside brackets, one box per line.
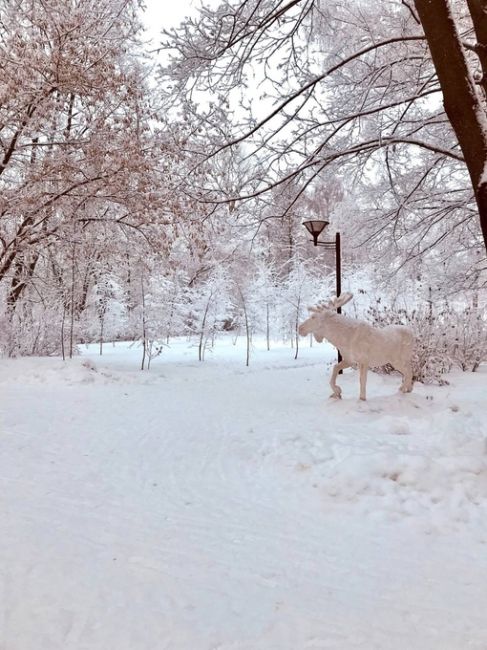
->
[142, 0, 199, 42]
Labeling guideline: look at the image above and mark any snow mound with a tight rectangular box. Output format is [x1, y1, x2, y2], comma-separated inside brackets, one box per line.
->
[266, 401, 487, 535]
[0, 357, 163, 386]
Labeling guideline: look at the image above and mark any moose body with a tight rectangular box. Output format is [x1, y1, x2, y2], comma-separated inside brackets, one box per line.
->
[298, 293, 414, 401]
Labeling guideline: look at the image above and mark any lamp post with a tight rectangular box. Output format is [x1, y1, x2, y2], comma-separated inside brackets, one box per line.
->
[302, 220, 342, 367]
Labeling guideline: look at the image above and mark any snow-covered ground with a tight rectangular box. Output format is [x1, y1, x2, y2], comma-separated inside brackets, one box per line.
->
[1, 338, 487, 650]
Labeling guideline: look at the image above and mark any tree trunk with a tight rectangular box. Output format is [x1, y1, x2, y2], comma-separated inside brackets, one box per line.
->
[266, 302, 270, 351]
[61, 304, 67, 361]
[241, 298, 251, 367]
[466, 0, 487, 97]
[69, 242, 76, 359]
[140, 274, 147, 370]
[415, 0, 487, 251]
[7, 252, 40, 309]
[99, 317, 104, 356]
[199, 293, 212, 362]
[294, 296, 301, 360]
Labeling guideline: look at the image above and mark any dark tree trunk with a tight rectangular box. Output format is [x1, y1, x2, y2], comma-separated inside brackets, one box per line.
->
[7, 252, 40, 309]
[466, 0, 487, 97]
[415, 0, 487, 252]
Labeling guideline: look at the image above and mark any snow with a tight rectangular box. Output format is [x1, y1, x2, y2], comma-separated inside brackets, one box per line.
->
[1, 338, 487, 649]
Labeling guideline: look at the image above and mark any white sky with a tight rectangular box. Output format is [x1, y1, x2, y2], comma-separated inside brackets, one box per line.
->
[141, 0, 199, 42]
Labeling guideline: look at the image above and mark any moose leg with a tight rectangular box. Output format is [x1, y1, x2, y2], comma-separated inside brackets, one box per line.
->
[359, 363, 368, 401]
[329, 360, 351, 398]
[398, 363, 413, 393]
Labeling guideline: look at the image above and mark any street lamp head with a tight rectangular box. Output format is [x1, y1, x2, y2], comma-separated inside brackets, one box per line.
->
[302, 220, 329, 246]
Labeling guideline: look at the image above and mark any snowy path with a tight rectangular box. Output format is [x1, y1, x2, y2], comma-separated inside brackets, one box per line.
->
[1, 341, 487, 649]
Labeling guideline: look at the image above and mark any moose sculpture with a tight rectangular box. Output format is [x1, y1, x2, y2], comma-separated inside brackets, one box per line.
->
[298, 292, 414, 401]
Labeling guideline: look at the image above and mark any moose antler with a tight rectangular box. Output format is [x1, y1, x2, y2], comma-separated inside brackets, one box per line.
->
[330, 292, 353, 310]
[308, 301, 328, 313]
[308, 293, 353, 313]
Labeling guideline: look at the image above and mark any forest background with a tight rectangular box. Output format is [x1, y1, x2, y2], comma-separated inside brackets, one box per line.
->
[1, 0, 486, 377]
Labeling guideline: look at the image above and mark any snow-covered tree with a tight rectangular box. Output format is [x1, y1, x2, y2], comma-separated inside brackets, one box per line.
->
[160, 0, 487, 266]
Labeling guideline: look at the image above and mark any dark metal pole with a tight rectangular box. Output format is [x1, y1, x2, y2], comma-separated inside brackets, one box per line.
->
[306, 224, 343, 370]
[335, 232, 343, 370]
[336, 232, 342, 307]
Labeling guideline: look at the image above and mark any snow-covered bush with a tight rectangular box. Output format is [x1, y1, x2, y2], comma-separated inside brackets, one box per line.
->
[448, 306, 487, 372]
[366, 302, 452, 384]
[1, 304, 65, 358]
[366, 301, 487, 383]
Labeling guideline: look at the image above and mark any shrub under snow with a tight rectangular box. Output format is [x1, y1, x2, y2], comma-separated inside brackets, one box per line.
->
[366, 302, 487, 384]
